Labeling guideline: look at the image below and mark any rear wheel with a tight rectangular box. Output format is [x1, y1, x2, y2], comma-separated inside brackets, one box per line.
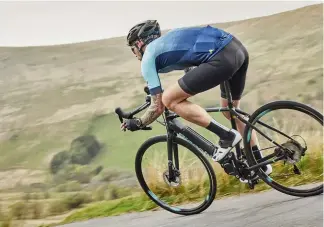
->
[243, 101, 323, 197]
[135, 135, 217, 215]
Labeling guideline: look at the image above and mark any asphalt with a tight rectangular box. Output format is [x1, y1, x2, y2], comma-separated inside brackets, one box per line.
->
[59, 185, 323, 227]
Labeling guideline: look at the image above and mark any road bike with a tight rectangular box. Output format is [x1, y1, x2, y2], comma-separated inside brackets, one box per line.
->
[115, 80, 323, 215]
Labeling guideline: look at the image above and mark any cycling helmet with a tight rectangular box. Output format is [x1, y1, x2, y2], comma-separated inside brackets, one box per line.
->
[127, 20, 161, 47]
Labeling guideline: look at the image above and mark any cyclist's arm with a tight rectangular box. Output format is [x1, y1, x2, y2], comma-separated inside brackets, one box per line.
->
[138, 53, 165, 127]
[139, 93, 164, 127]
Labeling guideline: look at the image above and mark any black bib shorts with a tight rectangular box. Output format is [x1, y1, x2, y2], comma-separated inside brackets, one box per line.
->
[178, 36, 249, 100]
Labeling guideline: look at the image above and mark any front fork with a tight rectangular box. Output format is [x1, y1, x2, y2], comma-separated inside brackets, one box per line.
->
[167, 131, 180, 181]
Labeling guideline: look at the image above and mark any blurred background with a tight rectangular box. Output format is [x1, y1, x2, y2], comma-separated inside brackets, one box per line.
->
[0, 1, 322, 227]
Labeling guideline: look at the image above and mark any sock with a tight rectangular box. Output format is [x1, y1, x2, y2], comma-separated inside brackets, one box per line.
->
[206, 119, 234, 141]
[252, 145, 268, 171]
[252, 145, 263, 160]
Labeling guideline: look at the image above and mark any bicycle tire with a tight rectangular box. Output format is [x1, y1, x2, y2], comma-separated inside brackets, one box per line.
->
[243, 100, 323, 197]
[135, 135, 217, 215]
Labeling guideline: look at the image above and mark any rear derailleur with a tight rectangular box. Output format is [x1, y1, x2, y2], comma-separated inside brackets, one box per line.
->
[274, 137, 307, 175]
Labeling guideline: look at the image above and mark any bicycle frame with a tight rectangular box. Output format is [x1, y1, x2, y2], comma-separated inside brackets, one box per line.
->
[160, 81, 291, 179]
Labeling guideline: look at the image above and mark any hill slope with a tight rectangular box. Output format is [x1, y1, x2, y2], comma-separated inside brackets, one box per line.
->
[0, 4, 322, 186]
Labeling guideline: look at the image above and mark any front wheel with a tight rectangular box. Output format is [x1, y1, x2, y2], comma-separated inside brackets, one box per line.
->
[243, 100, 323, 197]
[135, 135, 217, 215]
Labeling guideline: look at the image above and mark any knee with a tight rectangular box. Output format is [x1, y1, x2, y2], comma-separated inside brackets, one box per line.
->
[162, 92, 177, 111]
[162, 83, 190, 111]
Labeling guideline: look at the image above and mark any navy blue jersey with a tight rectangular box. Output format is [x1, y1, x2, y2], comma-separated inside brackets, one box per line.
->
[141, 25, 233, 95]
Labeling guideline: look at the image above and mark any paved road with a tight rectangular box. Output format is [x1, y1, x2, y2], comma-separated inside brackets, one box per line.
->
[59, 186, 323, 227]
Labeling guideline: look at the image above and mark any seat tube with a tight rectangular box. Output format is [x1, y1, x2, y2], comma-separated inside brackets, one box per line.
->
[223, 81, 242, 158]
[223, 81, 233, 109]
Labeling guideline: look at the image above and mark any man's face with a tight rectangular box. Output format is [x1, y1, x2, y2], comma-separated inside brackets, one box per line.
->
[131, 40, 144, 61]
[131, 46, 143, 61]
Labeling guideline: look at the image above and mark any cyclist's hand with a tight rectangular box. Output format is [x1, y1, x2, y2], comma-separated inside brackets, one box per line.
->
[120, 118, 141, 132]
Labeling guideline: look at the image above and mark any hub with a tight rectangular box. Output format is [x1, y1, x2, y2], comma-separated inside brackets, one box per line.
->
[163, 170, 181, 187]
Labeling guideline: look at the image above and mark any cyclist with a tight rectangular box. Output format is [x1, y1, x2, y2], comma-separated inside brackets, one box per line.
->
[121, 20, 272, 175]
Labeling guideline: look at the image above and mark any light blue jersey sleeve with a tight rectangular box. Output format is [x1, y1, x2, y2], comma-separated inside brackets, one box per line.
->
[141, 46, 163, 95]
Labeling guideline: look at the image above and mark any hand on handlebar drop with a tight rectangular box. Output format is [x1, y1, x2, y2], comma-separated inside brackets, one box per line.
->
[120, 118, 142, 132]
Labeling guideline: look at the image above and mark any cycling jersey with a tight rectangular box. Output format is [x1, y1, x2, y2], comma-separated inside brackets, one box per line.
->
[141, 25, 233, 95]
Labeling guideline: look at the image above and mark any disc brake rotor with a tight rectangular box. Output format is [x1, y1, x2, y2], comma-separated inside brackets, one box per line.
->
[163, 170, 181, 187]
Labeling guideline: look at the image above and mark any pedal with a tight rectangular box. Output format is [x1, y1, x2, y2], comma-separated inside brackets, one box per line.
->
[247, 178, 259, 189]
[248, 180, 255, 189]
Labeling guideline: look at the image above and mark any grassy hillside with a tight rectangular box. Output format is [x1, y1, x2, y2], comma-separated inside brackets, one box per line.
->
[0, 3, 322, 186]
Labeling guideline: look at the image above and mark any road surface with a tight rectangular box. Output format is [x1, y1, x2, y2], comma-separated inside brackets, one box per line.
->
[59, 186, 323, 227]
